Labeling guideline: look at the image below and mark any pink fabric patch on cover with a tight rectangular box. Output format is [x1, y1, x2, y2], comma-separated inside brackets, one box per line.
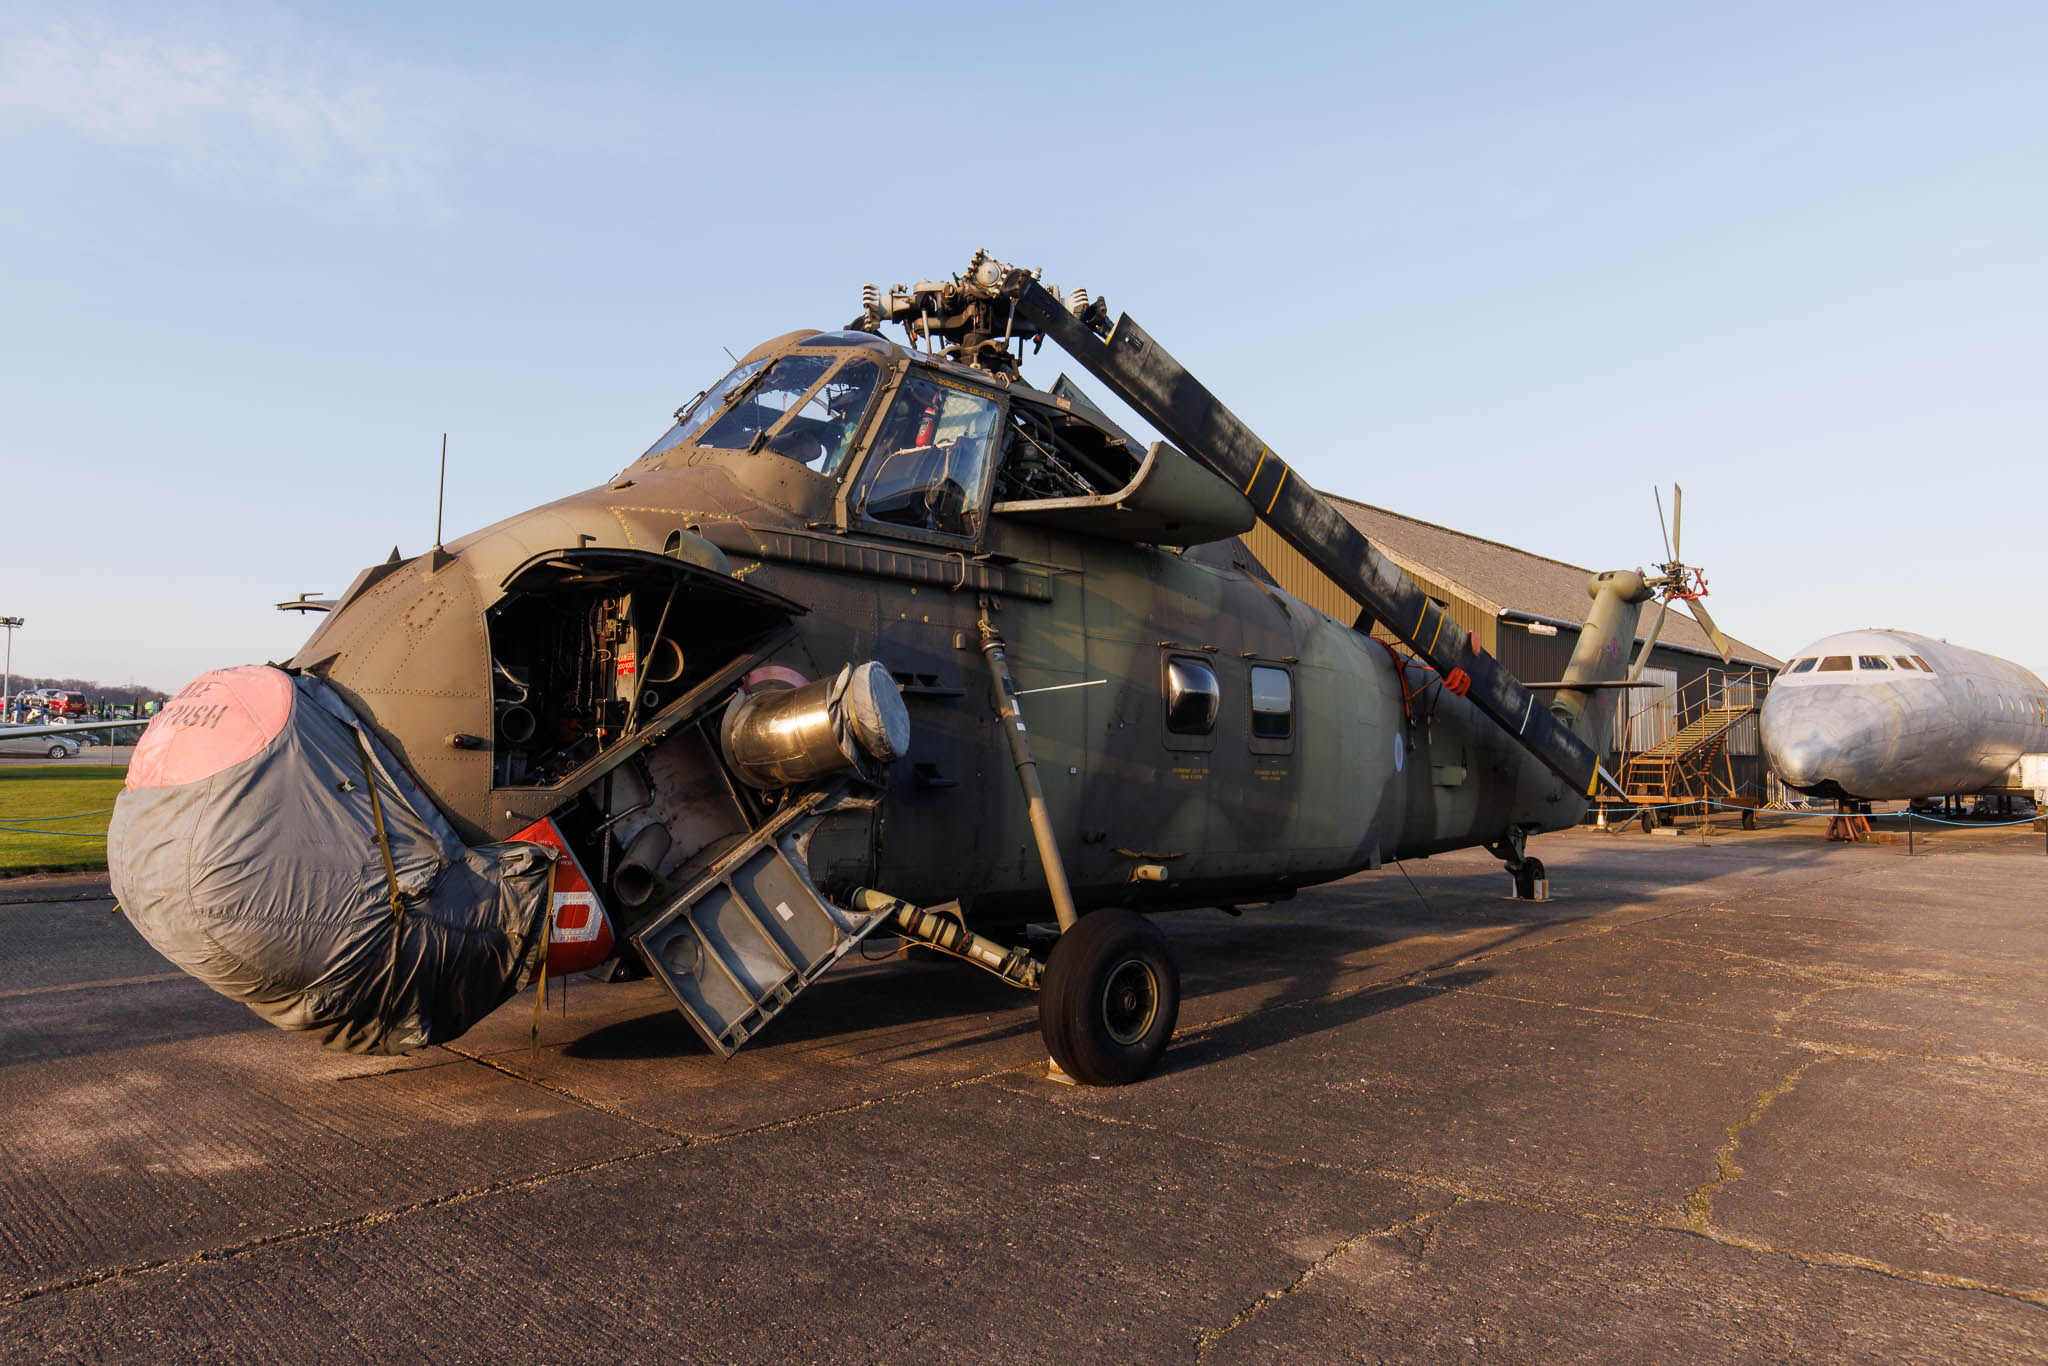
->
[127, 666, 296, 791]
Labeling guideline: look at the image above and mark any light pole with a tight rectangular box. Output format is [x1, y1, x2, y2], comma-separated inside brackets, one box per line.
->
[0, 616, 20, 724]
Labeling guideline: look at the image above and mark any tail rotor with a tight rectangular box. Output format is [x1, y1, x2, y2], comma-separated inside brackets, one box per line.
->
[1629, 483, 1733, 678]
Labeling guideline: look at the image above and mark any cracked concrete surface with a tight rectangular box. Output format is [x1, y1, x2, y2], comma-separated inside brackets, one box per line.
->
[3, 821, 2046, 1361]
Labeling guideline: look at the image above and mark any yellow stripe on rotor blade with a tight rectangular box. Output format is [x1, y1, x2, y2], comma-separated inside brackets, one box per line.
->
[1426, 606, 1446, 655]
[1244, 447, 1269, 495]
[1264, 466, 1288, 514]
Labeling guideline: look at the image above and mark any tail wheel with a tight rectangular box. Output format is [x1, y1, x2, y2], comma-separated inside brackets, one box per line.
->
[1039, 909, 1179, 1086]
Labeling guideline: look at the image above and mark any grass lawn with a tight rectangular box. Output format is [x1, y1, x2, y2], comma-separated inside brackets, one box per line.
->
[0, 765, 127, 874]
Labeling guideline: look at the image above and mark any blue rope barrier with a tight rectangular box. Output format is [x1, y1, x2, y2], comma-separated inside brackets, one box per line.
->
[0, 808, 115, 823]
[1593, 797, 2038, 828]
[1868, 811, 2040, 829]
[0, 826, 107, 838]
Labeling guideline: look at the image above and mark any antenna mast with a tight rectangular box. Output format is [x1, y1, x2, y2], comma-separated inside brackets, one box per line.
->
[435, 433, 447, 552]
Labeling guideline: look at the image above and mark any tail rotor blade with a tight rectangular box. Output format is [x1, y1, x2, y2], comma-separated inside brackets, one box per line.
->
[1684, 596, 1733, 663]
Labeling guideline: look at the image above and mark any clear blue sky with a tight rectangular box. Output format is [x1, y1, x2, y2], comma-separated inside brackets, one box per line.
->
[3, 1, 2043, 691]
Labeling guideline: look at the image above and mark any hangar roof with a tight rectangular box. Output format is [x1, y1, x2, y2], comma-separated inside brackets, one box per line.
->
[1322, 495, 1782, 670]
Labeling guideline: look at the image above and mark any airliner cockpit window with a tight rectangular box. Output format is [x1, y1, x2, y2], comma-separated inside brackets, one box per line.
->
[1787, 658, 1818, 674]
[1818, 656, 1852, 672]
[1911, 656, 1934, 673]
[1894, 656, 1917, 670]
[1857, 655, 1891, 670]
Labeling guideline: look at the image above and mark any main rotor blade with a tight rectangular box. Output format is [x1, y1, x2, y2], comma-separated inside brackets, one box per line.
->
[1671, 484, 1684, 563]
[1684, 595, 1734, 664]
[1002, 274, 1599, 795]
[1654, 486, 1671, 562]
[1628, 597, 1671, 681]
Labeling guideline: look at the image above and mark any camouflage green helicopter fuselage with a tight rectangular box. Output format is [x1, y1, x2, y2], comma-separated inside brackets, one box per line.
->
[290, 325, 1623, 935]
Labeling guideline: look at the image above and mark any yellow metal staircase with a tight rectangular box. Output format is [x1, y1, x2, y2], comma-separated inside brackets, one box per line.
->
[1621, 704, 1754, 800]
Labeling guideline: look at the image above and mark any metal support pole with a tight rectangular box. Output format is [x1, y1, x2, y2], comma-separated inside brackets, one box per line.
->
[977, 612, 1080, 932]
[1907, 810, 1913, 856]
[0, 616, 19, 724]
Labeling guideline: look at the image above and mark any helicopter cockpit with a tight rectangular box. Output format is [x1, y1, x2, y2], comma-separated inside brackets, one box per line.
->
[632, 329, 1171, 548]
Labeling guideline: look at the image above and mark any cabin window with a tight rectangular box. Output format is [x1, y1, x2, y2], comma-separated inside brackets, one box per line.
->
[1165, 657, 1221, 734]
[857, 375, 1001, 537]
[1857, 655, 1891, 670]
[1250, 666, 1293, 740]
[1818, 656, 1852, 672]
[1787, 658, 1818, 674]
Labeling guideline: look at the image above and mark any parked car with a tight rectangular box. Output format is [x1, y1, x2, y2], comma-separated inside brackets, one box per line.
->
[0, 731, 79, 759]
[45, 690, 90, 716]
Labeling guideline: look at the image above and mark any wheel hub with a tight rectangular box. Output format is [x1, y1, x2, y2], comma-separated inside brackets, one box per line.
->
[1100, 959, 1159, 1045]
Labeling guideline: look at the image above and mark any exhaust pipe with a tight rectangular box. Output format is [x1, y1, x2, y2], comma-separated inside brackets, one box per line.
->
[612, 822, 672, 908]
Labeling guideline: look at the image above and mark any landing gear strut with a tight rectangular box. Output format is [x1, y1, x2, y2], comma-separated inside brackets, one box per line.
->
[1487, 828, 1548, 902]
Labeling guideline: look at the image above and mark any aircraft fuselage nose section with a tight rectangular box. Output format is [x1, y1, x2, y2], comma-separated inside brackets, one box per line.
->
[1759, 687, 1885, 798]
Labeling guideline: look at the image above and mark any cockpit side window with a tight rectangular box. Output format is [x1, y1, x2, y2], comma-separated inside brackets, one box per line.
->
[855, 375, 1001, 537]
[1787, 658, 1817, 674]
[1910, 656, 1934, 673]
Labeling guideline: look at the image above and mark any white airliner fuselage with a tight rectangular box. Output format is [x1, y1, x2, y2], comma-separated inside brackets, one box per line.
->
[1760, 630, 2048, 802]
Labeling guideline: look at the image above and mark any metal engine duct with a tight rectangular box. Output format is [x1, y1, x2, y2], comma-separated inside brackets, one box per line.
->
[720, 661, 909, 790]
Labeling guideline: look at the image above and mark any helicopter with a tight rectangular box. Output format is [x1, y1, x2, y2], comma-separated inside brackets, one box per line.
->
[108, 252, 1659, 1086]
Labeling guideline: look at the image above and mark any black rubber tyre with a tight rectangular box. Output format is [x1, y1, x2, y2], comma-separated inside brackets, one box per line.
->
[46, 745, 67, 760]
[1741, 808, 1758, 831]
[1639, 810, 1655, 834]
[1513, 858, 1546, 899]
[1039, 909, 1179, 1086]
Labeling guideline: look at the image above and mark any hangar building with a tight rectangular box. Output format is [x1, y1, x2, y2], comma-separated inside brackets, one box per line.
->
[1238, 495, 1782, 806]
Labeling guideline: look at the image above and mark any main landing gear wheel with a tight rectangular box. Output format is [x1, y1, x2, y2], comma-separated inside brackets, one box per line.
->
[1512, 858, 1546, 900]
[1039, 909, 1179, 1086]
